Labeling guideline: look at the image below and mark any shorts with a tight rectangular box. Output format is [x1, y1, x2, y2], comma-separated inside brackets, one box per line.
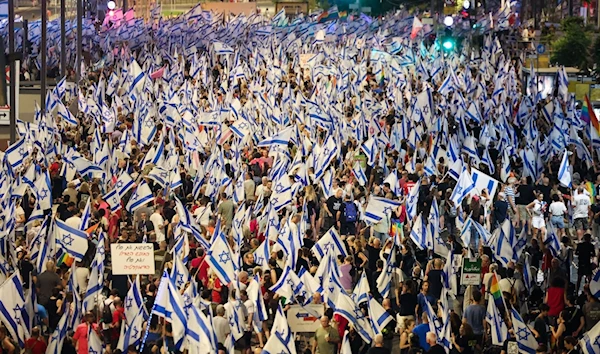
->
[579, 265, 593, 277]
[574, 217, 589, 231]
[340, 222, 356, 236]
[234, 331, 252, 350]
[518, 205, 530, 222]
[531, 216, 545, 229]
[551, 216, 565, 229]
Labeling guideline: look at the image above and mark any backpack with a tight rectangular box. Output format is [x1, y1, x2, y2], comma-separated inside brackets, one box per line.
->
[343, 202, 357, 222]
[102, 300, 113, 324]
[250, 162, 265, 178]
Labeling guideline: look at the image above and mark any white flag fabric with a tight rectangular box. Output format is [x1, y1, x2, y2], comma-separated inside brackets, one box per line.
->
[54, 218, 89, 261]
[450, 169, 475, 206]
[311, 227, 348, 261]
[558, 151, 572, 188]
[0, 273, 28, 346]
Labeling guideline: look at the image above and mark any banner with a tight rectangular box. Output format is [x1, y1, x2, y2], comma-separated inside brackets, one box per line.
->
[111, 243, 156, 275]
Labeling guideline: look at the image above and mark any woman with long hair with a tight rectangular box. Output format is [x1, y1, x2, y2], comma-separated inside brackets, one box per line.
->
[399, 318, 416, 354]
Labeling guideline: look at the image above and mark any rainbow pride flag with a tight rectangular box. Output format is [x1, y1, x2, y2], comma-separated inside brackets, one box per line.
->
[490, 273, 504, 310]
[584, 181, 596, 203]
[583, 95, 600, 138]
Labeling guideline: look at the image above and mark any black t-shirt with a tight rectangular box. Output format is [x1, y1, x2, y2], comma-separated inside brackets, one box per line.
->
[535, 184, 552, 203]
[592, 203, 600, 224]
[368, 347, 391, 354]
[502, 337, 518, 354]
[456, 335, 476, 354]
[427, 344, 446, 354]
[303, 237, 315, 250]
[515, 184, 535, 205]
[427, 269, 444, 300]
[563, 306, 583, 337]
[326, 196, 343, 221]
[576, 242, 596, 268]
[399, 293, 418, 316]
[533, 316, 549, 345]
[493, 200, 508, 223]
[367, 245, 379, 271]
[18, 260, 35, 289]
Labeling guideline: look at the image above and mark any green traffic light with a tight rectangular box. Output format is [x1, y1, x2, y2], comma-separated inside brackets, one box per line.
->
[442, 40, 454, 50]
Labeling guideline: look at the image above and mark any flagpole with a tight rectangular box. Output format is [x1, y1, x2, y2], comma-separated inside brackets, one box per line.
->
[8, 0, 16, 144]
[41, 0, 47, 112]
[60, 0, 66, 78]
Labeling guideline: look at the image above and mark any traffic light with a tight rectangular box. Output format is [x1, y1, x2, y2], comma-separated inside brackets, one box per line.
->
[441, 27, 455, 51]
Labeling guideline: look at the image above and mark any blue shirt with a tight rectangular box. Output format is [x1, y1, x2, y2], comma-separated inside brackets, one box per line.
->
[413, 323, 430, 351]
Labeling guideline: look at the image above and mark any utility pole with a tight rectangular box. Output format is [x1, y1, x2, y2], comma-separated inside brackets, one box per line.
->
[61, 0, 66, 78]
[41, 0, 47, 112]
[8, 0, 16, 143]
[76, 0, 82, 83]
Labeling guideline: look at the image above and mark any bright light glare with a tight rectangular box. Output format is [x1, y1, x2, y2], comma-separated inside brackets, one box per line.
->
[463, 0, 470, 9]
[442, 40, 454, 50]
[108, 9, 115, 16]
[107, 0, 116, 9]
[443, 16, 454, 27]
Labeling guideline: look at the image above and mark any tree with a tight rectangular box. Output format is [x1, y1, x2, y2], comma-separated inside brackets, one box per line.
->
[593, 35, 600, 70]
[551, 17, 591, 69]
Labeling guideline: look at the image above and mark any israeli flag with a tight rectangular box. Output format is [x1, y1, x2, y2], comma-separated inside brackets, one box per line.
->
[410, 214, 428, 250]
[376, 242, 396, 298]
[558, 150, 572, 188]
[152, 271, 188, 350]
[263, 304, 297, 354]
[406, 179, 421, 220]
[311, 227, 349, 261]
[187, 305, 217, 354]
[450, 169, 475, 206]
[0, 273, 29, 346]
[125, 275, 147, 323]
[352, 162, 368, 187]
[3, 138, 28, 171]
[125, 180, 155, 213]
[82, 258, 103, 312]
[363, 196, 402, 224]
[510, 309, 538, 354]
[206, 230, 238, 285]
[54, 219, 89, 261]
[486, 292, 508, 345]
[368, 295, 392, 334]
[352, 272, 370, 305]
[580, 319, 600, 354]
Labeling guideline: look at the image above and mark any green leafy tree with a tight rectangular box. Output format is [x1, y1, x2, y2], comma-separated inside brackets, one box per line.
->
[551, 17, 591, 69]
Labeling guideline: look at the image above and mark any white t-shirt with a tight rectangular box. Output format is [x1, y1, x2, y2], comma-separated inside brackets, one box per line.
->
[15, 206, 25, 232]
[549, 201, 567, 217]
[65, 215, 82, 230]
[75, 266, 90, 293]
[213, 316, 231, 345]
[573, 194, 591, 219]
[149, 212, 166, 242]
[193, 205, 212, 227]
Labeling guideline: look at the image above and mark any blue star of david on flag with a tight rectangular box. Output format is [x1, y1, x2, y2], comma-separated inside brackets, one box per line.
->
[218, 251, 231, 263]
[516, 327, 530, 341]
[39, 188, 49, 199]
[126, 296, 134, 310]
[62, 234, 75, 247]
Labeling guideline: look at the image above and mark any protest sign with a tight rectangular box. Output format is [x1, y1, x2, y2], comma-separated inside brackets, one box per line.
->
[287, 304, 324, 333]
[111, 243, 155, 275]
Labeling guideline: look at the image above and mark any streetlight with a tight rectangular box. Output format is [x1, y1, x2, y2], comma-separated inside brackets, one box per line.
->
[443, 15, 454, 26]
[463, 0, 470, 9]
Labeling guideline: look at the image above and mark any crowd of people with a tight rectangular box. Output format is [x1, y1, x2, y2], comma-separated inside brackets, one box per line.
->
[1, 3, 600, 354]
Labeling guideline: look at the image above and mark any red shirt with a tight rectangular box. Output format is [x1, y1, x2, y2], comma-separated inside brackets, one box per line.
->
[212, 278, 223, 304]
[73, 323, 98, 354]
[547, 287, 565, 317]
[24, 338, 47, 354]
[112, 307, 125, 339]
